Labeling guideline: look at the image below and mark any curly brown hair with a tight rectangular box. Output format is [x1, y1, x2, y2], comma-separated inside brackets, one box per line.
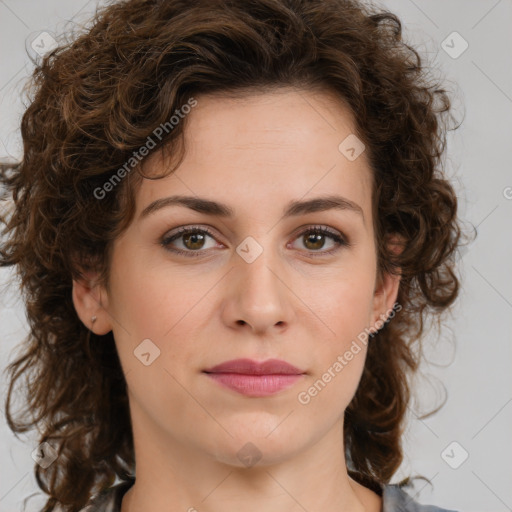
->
[1, 0, 465, 510]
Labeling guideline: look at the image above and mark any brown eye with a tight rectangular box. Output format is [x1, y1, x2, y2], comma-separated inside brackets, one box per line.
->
[182, 231, 207, 250]
[303, 231, 327, 251]
[161, 226, 219, 256]
[289, 226, 349, 256]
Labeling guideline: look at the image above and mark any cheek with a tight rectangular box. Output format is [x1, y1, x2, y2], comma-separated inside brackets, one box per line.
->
[107, 248, 218, 342]
[296, 350, 367, 434]
[303, 264, 377, 341]
[294, 288, 370, 429]
[296, 264, 375, 406]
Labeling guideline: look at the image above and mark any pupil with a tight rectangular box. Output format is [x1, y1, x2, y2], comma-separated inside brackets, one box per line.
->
[184, 232, 205, 249]
[305, 232, 324, 250]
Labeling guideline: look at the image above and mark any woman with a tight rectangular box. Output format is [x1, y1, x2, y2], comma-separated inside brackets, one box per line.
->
[1, 0, 464, 511]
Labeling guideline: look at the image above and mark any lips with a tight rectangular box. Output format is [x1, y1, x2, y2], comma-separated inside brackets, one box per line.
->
[203, 358, 305, 397]
[203, 358, 304, 375]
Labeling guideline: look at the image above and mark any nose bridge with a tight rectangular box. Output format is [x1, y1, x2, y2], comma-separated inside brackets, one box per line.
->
[237, 236, 281, 304]
[227, 234, 292, 332]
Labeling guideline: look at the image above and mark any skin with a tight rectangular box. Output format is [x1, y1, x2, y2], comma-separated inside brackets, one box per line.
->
[73, 87, 400, 512]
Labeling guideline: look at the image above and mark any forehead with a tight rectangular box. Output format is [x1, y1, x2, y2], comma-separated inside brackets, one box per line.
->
[136, 88, 373, 225]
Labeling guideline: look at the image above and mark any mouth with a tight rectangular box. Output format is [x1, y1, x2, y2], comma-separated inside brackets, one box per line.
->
[202, 358, 306, 397]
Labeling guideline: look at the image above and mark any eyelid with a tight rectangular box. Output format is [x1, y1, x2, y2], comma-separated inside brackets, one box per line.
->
[160, 223, 349, 257]
[160, 225, 223, 255]
[288, 224, 349, 256]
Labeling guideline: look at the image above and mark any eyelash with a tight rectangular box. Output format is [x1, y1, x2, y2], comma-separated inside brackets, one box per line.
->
[160, 225, 349, 258]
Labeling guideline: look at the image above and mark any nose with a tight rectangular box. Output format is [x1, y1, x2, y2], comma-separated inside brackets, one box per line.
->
[220, 244, 295, 336]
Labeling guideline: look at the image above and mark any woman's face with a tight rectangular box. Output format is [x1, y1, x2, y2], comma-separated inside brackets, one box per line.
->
[74, 88, 399, 468]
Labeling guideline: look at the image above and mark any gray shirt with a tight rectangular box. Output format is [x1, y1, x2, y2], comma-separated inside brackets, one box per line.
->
[80, 479, 459, 511]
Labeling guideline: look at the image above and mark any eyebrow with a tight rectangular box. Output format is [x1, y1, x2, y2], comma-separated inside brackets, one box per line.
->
[139, 194, 364, 221]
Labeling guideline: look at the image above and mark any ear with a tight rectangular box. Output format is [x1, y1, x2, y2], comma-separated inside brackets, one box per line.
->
[72, 271, 113, 335]
[370, 234, 403, 329]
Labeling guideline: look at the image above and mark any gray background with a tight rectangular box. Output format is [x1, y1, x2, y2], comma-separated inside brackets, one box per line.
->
[1, 1, 511, 511]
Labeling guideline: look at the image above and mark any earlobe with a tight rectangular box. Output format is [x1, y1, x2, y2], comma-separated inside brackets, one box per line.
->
[371, 234, 403, 327]
[371, 270, 401, 327]
[71, 273, 112, 335]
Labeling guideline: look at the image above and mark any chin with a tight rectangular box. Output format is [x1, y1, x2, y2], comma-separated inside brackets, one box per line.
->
[204, 427, 308, 469]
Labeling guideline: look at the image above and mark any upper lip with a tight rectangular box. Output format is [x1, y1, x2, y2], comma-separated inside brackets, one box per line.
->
[203, 358, 304, 375]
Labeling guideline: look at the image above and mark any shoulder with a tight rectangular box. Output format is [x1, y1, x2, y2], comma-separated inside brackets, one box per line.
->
[382, 483, 460, 512]
[79, 480, 134, 512]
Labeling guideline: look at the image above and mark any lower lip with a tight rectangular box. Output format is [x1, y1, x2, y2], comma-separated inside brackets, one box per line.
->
[204, 372, 303, 397]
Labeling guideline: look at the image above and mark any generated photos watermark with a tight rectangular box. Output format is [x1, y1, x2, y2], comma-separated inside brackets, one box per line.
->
[93, 97, 198, 200]
[297, 301, 402, 405]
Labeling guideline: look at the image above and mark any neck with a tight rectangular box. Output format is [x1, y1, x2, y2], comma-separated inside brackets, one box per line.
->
[120, 401, 381, 512]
